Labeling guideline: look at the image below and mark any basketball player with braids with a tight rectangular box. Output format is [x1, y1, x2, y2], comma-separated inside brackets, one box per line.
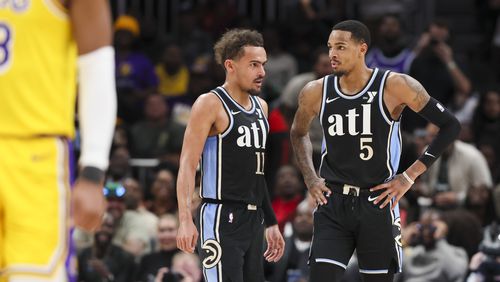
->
[0, 0, 116, 281]
[176, 29, 285, 282]
[291, 20, 460, 282]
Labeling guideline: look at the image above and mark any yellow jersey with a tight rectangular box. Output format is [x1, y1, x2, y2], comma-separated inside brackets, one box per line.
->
[0, 0, 77, 138]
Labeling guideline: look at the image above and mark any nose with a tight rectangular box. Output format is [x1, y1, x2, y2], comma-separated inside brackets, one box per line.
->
[259, 65, 265, 77]
[329, 49, 337, 60]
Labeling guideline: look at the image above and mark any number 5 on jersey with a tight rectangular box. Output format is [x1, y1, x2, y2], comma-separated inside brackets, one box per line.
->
[360, 137, 373, 160]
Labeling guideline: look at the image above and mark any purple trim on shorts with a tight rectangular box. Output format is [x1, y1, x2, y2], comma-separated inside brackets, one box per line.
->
[67, 140, 76, 185]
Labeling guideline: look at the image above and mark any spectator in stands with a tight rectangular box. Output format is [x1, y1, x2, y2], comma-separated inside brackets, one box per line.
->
[420, 123, 492, 209]
[173, 6, 213, 68]
[130, 94, 185, 164]
[472, 89, 500, 159]
[406, 19, 472, 132]
[442, 209, 484, 261]
[156, 44, 190, 99]
[262, 26, 298, 102]
[278, 47, 332, 168]
[285, 0, 335, 71]
[465, 184, 497, 227]
[479, 144, 500, 184]
[366, 14, 415, 74]
[154, 252, 203, 282]
[106, 146, 131, 184]
[78, 213, 136, 282]
[114, 15, 159, 124]
[123, 177, 159, 247]
[269, 200, 313, 282]
[113, 125, 129, 148]
[467, 221, 500, 282]
[272, 165, 305, 232]
[73, 183, 151, 257]
[400, 209, 468, 282]
[136, 214, 181, 282]
[147, 167, 178, 216]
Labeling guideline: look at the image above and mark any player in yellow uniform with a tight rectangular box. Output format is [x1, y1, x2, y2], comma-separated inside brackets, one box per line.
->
[0, 0, 117, 281]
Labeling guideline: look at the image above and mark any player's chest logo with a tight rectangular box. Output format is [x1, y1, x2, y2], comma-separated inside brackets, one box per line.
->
[236, 118, 267, 149]
[327, 104, 372, 137]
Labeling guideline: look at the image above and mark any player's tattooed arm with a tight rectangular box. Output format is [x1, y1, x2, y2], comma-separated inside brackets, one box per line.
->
[389, 73, 430, 113]
[290, 80, 322, 187]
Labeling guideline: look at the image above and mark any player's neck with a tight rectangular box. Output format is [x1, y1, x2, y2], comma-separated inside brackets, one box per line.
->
[338, 65, 373, 95]
[222, 82, 252, 110]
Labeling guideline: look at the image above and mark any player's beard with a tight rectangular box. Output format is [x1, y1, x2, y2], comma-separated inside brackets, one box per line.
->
[247, 88, 261, 96]
[332, 69, 346, 77]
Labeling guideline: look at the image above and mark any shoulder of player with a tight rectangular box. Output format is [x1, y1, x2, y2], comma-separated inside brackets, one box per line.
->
[385, 72, 408, 90]
[191, 92, 223, 116]
[385, 72, 430, 109]
[299, 78, 324, 99]
[385, 72, 423, 93]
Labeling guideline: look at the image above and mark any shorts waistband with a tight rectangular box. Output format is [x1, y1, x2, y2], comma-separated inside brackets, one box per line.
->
[324, 182, 371, 197]
[202, 198, 259, 210]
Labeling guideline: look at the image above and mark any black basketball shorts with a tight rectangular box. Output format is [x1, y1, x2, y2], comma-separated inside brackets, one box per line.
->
[196, 202, 265, 282]
[309, 188, 402, 275]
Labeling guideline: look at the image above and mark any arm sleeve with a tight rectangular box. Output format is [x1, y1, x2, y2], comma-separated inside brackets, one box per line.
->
[77, 46, 117, 170]
[262, 186, 278, 227]
[416, 97, 461, 168]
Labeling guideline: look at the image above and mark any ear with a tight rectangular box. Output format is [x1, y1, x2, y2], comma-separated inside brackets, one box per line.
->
[360, 42, 368, 56]
[224, 59, 234, 73]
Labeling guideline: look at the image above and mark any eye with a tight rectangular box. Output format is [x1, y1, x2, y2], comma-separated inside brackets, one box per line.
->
[338, 46, 346, 50]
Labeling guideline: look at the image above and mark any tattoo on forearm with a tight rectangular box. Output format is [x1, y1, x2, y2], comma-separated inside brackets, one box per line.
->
[291, 133, 317, 185]
[402, 74, 430, 110]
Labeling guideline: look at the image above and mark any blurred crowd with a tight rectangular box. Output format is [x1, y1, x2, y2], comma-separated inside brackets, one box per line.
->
[72, 0, 500, 281]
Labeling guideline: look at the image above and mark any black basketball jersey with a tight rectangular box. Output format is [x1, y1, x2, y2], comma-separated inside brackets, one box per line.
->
[319, 68, 402, 188]
[199, 87, 269, 205]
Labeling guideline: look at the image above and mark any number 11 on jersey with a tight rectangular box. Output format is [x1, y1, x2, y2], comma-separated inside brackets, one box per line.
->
[255, 152, 265, 175]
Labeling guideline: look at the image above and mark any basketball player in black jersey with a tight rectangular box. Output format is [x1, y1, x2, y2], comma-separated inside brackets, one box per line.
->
[176, 29, 285, 282]
[291, 20, 460, 282]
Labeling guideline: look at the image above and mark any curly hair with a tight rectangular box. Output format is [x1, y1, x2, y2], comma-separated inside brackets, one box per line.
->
[213, 29, 264, 69]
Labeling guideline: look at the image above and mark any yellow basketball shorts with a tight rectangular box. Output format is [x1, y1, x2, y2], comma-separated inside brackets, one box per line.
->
[0, 137, 75, 281]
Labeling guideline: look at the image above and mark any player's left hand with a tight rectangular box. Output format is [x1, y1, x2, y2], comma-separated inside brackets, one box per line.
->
[264, 225, 285, 262]
[370, 173, 414, 210]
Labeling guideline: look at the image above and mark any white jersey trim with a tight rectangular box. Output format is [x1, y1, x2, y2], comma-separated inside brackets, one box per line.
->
[218, 87, 256, 114]
[333, 68, 379, 100]
[378, 70, 392, 125]
[211, 90, 234, 138]
[319, 76, 329, 127]
[253, 96, 269, 129]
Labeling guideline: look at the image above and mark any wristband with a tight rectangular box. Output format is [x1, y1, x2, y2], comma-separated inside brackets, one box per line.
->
[80, 166, 105, 184]
[402, 171, 415, 185]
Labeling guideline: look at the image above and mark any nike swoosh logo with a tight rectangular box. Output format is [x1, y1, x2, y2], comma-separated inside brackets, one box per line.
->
[424, 151, 436, 158]
[326, 97, 340, 104]
[231, 110, 241, 115]
[367, 195, 378, 202]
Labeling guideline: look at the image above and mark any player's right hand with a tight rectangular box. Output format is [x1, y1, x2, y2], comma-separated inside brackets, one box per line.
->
[72, 178, 106, 232]
[307, 178, 330, 205]
[177, 219, 198, 253]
